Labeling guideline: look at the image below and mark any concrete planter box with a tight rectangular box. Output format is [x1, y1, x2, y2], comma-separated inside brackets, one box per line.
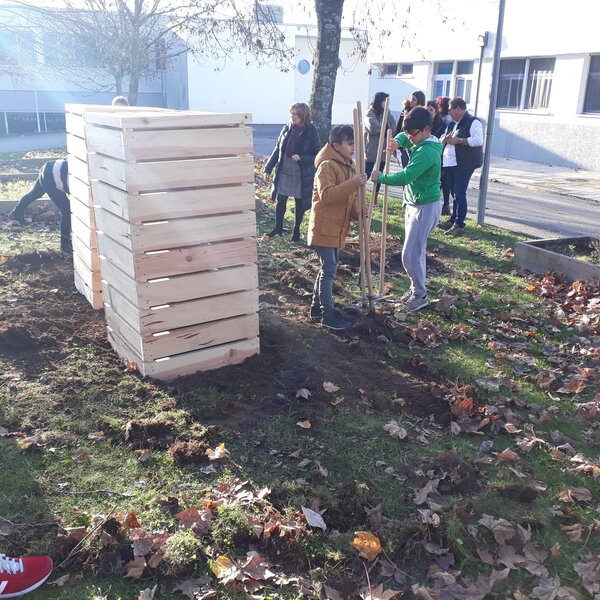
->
[515, 236, 600, 283]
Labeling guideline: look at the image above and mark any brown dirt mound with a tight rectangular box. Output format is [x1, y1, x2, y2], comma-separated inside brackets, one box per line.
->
[169, 440, 210, 465]
[124, 418, 176, 449]
[0, 325, 37, 352]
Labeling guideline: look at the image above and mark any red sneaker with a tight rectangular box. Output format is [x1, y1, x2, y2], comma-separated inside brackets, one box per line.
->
[0, 554, 53, 598]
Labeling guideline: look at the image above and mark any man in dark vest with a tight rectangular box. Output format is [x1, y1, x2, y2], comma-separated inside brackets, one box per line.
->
[438, 97, 483, 235]
[8, 159, 72, 252]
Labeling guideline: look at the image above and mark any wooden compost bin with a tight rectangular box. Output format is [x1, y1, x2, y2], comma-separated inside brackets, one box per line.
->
[83, 109, 259, 380]
[65, 104, 169, 309]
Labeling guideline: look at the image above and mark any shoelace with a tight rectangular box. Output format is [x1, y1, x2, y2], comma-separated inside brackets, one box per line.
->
[0, 554, 24, 574]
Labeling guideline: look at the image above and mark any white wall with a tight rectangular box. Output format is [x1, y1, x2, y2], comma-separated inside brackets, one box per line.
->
[187, 25, 369, 124]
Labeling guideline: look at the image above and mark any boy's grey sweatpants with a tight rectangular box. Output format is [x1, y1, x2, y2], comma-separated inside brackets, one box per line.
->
[402, 201, 442, 298]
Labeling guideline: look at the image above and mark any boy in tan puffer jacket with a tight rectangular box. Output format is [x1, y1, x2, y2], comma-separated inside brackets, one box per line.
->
[307, 125, 367, 331]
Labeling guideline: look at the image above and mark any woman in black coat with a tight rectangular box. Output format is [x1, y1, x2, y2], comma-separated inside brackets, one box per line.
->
[264, 103, 321, 241]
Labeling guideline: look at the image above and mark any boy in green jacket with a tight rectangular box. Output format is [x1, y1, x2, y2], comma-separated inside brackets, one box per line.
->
[371, 106, 442, 311]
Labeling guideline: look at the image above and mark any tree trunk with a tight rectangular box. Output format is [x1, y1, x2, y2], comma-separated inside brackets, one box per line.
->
[128, 73, 140, 106]
[309, 0, 345, 146]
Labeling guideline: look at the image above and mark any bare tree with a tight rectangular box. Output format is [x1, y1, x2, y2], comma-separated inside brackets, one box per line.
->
[16, 0, 291, 105]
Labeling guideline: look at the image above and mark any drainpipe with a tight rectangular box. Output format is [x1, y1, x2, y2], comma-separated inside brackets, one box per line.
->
[474, 32, 488, 117]
[477, 0, 506, 227]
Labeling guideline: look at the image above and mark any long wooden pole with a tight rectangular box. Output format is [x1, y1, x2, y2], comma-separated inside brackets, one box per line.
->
[379, 129, 392, 297]
[353, 107, 366, 306]
[356, 103, 374, 312]
[369, 96, 390, 221]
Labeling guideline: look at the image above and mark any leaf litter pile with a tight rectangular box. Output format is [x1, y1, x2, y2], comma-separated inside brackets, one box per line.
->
[1, 200, 600, 598]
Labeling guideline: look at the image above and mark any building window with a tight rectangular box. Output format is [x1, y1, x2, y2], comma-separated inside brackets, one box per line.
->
[525, 58, 555, 109]
[584, 55, 600, 113]
[380, 63, 413, 78]
[255, 4, 283, 23]
[497, 57, 555, 110]
[455, 60, 474, 103]
[0, 29, 36, 66]
[433, 61, 453, 97]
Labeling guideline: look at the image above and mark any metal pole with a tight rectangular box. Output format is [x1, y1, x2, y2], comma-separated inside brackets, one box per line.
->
[34, 90, 41, 133]
[477, 0, 506, 226]
[474, 32, 488, 117]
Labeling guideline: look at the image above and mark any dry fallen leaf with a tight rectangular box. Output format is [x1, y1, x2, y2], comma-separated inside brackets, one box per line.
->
[138, 585, 157, 600]
[478, 514, 515, 544]
[360, 583, 401, 599]
[211, 555, 234, 579]
[351, 531, 382, 561]
[560, 523, 583, 542]
[302, 506, 327, 530]
[559, 486, 592, 504]
[296, 388, 311, 400]
[496, 448, 519, 462]
[323, 381, 340, 394]
[296, 420, 312, 429]
[383, 420, 408, 440]
[205, 443, 229, 461]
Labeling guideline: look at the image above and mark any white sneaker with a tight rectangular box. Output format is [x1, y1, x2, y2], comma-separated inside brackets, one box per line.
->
[404, 295, 429, 312]
[399, 290, 414, 303]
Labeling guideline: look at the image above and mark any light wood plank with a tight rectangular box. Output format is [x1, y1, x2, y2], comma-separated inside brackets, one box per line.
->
[86, 125, 252, 161]
[66, 133, 88, 161]
[105, 304, 258, 361]
[88, 154, 253, 193]
[67, 155, 91, 185]
[95, 208, 256, 252]
[71, 216, 98, 249]
[73, 252, 102, 292]
[68, 174, 92, 205]
[97, 233, 257, 280]
[107, 326, 260, 380]
[84, 111, 251, 131]
[91, 180, 255, 223]
[74, 270, 103, 310]
[65, 112, 85, 138]
[102, 280, 258, 334]
[72, 233, 100, 272]
[70, 196, 96, 229]
[100, 258, 257, 307]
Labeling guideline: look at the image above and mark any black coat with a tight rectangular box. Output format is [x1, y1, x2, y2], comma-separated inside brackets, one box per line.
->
[265, 123, 322, 210]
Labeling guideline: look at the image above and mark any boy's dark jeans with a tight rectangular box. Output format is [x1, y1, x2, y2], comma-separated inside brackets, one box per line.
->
[312, 247, 339, 312]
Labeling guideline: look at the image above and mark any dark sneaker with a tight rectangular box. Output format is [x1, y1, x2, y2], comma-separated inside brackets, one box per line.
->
[444, 224, 465, 236]
[441, 204, 450, 216]
[267, 228, 283, 238]
[321, 310, 350, 331]
[292, 230, 302, 243]
[7, 211, 26, 225]
[309, 305, 322, 320]
[0, 554, 53, 598]
[404, 295, 429, 312]
[437, 220, 454, 231]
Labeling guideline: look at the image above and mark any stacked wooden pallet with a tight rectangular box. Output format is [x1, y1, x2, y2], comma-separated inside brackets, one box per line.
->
[82, 108, 259, 379]
[65, 104, 168, 309]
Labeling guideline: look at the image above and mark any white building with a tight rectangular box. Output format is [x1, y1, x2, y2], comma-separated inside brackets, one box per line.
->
[367, 0, 600, 171]
[187, 23, 370, 125]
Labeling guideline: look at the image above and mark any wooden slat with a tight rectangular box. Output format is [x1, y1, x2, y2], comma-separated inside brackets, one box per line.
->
[85, 125, 252, 161]
[68, 174, 92, 205]
[102, 281, 258, 334]
[105, 305, 258, 361]
[72, 233, 100, 272]
[65, 112, 85, 138]
[68, 155, 90, 185]
[66, 133, 88, 161]
[97, 234, 257, 280]
[84, 111, 251, 130]
[91, 180, 255, 223]
[88, 154, 253, 193]
[95, 208, 256, 252]
[74, 270, 103, 310]
[71, 216, 98, 249]
[73, 252, 102, 293]
[100, 258, 257, 307]
[107, 325, 260, 380]
[70, 196, 96, 229]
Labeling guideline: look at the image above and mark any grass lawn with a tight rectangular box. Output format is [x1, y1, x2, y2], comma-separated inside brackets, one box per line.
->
[0, 170, 599, 599]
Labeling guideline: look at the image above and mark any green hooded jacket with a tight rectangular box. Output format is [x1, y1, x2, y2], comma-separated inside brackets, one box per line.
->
[377, 133, 442, 206]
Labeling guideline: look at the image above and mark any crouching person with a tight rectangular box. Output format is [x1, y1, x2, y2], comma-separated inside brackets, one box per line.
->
[308, 125, 367, 331]
[8, 159, 72, 253]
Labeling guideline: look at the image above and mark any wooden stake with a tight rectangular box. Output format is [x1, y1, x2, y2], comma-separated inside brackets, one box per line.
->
[379, 129, 393, 297]
[369, 96, 390, 219]
[353, 107, 367, 306]
[357, 102, 374, 312]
